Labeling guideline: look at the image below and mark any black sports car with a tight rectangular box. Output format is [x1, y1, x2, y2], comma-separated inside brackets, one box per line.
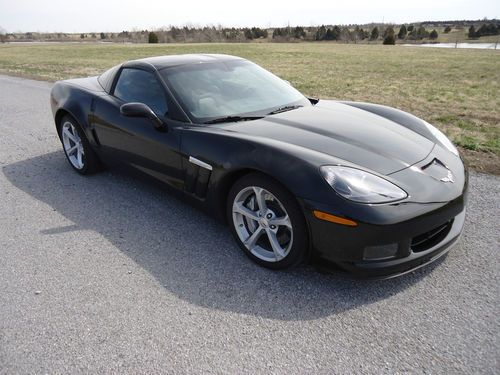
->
[50, 54, 467, 278]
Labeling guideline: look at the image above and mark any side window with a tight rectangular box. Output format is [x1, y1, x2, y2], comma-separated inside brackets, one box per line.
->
[113, 68, 168, 116]
[97, 64, 120, 93]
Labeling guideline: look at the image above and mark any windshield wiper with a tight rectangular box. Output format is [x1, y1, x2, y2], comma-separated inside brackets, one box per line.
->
[267, 105, 303, 115]
[204, 116, 263, 124]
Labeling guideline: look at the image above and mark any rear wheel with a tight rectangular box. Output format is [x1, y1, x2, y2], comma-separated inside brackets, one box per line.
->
[59, 115, 100, 175]
[227, 173, 308, 269]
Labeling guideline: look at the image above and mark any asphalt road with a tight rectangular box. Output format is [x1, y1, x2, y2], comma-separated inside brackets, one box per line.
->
[0, 74, 498, 374]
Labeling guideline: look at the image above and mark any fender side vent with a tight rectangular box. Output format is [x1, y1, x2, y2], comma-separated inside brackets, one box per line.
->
[184, 162, 211, 199]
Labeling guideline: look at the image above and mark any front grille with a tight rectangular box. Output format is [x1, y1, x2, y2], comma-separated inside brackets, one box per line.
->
[411, 220, 454, 252]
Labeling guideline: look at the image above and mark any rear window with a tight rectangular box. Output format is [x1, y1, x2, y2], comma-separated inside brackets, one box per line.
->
[97, 64, 120, 93]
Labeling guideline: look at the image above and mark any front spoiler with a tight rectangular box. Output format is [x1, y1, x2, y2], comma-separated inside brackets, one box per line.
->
[311, 209, 465, 279]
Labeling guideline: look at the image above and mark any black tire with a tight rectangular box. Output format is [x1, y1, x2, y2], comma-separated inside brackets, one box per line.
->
[58, 115, 101, 175]
[227, 172, 309, 269]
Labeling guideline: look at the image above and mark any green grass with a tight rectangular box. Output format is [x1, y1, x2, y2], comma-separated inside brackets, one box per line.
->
[0, 42, 498, 167]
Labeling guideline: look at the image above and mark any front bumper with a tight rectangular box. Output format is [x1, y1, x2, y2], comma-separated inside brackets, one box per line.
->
[301, 189, 467, 279]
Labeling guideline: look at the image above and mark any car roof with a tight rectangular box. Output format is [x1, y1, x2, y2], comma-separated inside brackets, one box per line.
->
[123, 54, 245, 70]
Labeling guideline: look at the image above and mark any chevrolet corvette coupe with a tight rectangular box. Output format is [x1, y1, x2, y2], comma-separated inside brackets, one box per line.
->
[50, 54, 467, 278]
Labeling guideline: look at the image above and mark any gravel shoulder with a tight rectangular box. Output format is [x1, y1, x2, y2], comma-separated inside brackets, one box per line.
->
[0, 75, 498, 374]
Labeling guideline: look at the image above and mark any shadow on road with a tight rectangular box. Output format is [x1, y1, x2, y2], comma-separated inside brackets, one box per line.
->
[3, 151, 443, 321]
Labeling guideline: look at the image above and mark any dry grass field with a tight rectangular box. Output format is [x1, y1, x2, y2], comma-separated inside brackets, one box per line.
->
[0, 42, 498, 173]
[428, 27, 500, 44]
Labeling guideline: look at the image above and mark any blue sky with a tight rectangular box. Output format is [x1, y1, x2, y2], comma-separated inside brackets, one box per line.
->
[0, 0, 498, 33]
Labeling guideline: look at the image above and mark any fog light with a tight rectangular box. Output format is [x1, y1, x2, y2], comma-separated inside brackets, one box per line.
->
[363, 244, 398, 261]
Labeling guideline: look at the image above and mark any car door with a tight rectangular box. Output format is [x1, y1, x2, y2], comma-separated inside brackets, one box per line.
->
[91, 67, 184, 189]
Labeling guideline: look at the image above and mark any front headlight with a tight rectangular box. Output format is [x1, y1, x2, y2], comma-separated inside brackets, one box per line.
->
[422, 120, 459, 156]
[320, 166, 408, 204]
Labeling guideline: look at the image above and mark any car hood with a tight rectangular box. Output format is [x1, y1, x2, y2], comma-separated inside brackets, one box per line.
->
[221, 101, 435, 175]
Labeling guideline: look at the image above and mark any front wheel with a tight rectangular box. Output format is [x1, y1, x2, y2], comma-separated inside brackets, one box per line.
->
[227, 173, 309, 269]
[59, 115, 100, 175]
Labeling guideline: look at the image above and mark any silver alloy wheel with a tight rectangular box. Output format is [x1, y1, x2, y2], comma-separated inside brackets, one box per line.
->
[232, 186, 293, 262]
[61, 121, 85, 170]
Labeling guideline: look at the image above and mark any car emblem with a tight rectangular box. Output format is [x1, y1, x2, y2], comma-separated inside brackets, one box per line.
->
[440, 169, 455, 183]
[422, 158, 454, 183]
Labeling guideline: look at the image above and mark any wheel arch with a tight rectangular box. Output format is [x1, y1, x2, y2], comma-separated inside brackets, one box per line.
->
[54, 108, 71, 138]
[54, 103, 100, 150]
[214, 167, 259, 223]
[52, 87, 94, 141]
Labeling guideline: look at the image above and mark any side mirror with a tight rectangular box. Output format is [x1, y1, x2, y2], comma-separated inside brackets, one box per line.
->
[120, 102, 165, 130]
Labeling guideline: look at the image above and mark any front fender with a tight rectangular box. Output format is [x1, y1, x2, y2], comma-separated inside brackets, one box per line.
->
[180, 127, 348, 215]
[51, 82, 94, 138]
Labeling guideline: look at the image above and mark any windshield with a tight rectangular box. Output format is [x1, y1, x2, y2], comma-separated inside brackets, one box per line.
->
[159, 59, 310, 123]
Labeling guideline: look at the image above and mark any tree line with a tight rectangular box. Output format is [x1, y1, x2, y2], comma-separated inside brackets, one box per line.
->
[2, 20, 498, 44]
[310, 24, 440, 44]
[468, 23, 500, 38]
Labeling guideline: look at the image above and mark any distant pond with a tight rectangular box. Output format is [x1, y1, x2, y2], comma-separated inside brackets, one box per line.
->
[403, 43, 498, 50]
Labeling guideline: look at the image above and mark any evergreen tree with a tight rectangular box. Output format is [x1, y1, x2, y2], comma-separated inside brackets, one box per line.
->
[370, 27, 379, 40]
[293, 26, 306, 39]
[417, 26, 429, 39]
[397, 25, 407, 39]
[357, 27, 367, 40]
[476, 23, 500, 37]
[315, 25, 327, 40]
[468, 25, 476, 38]
[325, 28, 334, 40]
[332, 26, 341, 40]
[243, 29, 253, 40]
[148, 32, 158, 43]
[383, 27, 396, 44]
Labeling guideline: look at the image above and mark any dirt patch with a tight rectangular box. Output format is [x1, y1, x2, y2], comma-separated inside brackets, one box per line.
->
[460, 148, 500, 175]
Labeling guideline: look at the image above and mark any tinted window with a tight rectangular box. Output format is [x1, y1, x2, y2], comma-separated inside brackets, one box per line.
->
[97, 64, 120, 93]
[114, 68, 168, 116]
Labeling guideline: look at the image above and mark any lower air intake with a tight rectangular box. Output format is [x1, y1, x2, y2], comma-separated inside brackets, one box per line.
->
[411, 220, 453, 253]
